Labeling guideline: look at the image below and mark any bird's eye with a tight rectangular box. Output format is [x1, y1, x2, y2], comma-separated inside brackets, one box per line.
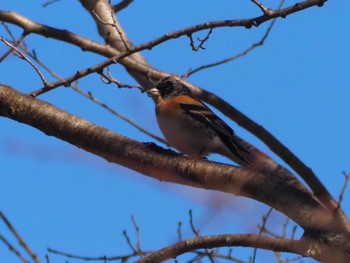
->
[163, 86, 171, 93]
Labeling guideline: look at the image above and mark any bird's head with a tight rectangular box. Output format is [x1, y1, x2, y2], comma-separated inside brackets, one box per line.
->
[147, 76, 192, 100]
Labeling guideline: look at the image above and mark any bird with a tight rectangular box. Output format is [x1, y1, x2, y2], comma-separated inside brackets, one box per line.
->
[147, 76, 251, 166]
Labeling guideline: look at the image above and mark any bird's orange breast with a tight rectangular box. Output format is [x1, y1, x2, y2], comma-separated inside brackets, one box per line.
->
[155, 95, 202, 118]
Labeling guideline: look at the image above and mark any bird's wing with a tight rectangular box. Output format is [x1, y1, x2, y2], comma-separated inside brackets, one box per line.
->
[180, 101, 250, 165]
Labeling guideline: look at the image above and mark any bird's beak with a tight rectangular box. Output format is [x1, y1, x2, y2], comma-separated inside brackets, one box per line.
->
[147, 88, 160, 97]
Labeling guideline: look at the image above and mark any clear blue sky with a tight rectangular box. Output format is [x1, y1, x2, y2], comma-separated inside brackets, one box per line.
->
[1, 1, 349, 262]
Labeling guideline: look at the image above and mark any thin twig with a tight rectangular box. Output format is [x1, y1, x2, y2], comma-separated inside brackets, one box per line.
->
[189, 210, 200, 237]
[188, 210, 215, 263]
[291, 225, 298, 240]
[258, 227, 280, 238]
[48, 247, 148, 261]
[131, 215, 142, 253]
[0, 211, 39, 263]
[123, 229, 137, 253]
[282, 217, 290, 239]
[252, 207, 273, 263]
[187, 0, 285, 77]
[0, 37, 50, 88]
[15, 44, 167, 145]
[91, 9, 131, 50]
[100, 68, 142, 90]
[177, 221, 182, 242]
[1, 21, 16, 40]
[42, 0, 60, 8]
[0, 24, 26, 62]
[337, 171, 350, 206]
[188, 28, 213, 51]
[0, 234, 30, 263]
[251, 0, 274, 16]
[84, 89, 167, 145]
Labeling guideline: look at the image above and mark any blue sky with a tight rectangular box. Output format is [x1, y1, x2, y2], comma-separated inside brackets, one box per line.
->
[1, 1, 349, 262]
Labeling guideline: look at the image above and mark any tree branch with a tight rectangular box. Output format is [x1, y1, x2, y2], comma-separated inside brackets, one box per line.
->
[134, 234, 305, 263]
[187, 0, 285, 77]
[79, 0, 152, 90]
[0, 0, 331, 91]
[112, 0, 134, 13]
[0, 211, 39, 263]
[0, 84, 340, 234]
[0, 234, 30, 263]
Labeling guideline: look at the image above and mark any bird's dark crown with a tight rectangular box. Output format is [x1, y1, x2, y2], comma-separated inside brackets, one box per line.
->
[156, 76, 192, 99]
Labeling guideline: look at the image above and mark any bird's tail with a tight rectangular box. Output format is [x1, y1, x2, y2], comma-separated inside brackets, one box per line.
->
[225, 136, 253, 167]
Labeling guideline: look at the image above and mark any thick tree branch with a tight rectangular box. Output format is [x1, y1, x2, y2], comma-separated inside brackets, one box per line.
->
[0, 84, 341, 233]
[79, 0, 153, 90]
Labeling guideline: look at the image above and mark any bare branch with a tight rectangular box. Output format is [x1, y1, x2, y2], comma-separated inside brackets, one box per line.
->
[0, 0, 331, 94]
[251, 0, 274, 16]
[0, 11, 119, 57]
[188, 28, 213, 51]
[135, 234, 304, 263]
[0, 24, 25, 62]
[123, 229, 137, 254]
[79, 0, 152, 90]
[0, 37, 49, 88]
[48, 247, 148, 261]
[187, 0, 285, 77]
[252, 207, 273, 263]
[189, 210, 200, 237]
[84, 89, 167, 145]
[282, 217, 291, 238]
[49, 216, 148, 261]
[112, 0, 134, 13]
[0, 84, 342, 234]
[0, 211, 40, 263]
[99, 68, 142, 90]
[177, 222, 182, 242]
[131, 215, 142, 253]
[337, 172, 350, 206]
[0, 234, 30, 263]
[6, 38, 166, 145]
[188, 210, 215, 263]
[90, 8, 132, 50]
[42, 0, 60, 8]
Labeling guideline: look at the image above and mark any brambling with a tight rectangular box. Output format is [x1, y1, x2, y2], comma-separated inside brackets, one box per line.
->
[148, 76, 251, 166]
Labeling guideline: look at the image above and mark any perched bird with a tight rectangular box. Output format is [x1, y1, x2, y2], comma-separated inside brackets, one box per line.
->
[148, 76, 251, 166]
